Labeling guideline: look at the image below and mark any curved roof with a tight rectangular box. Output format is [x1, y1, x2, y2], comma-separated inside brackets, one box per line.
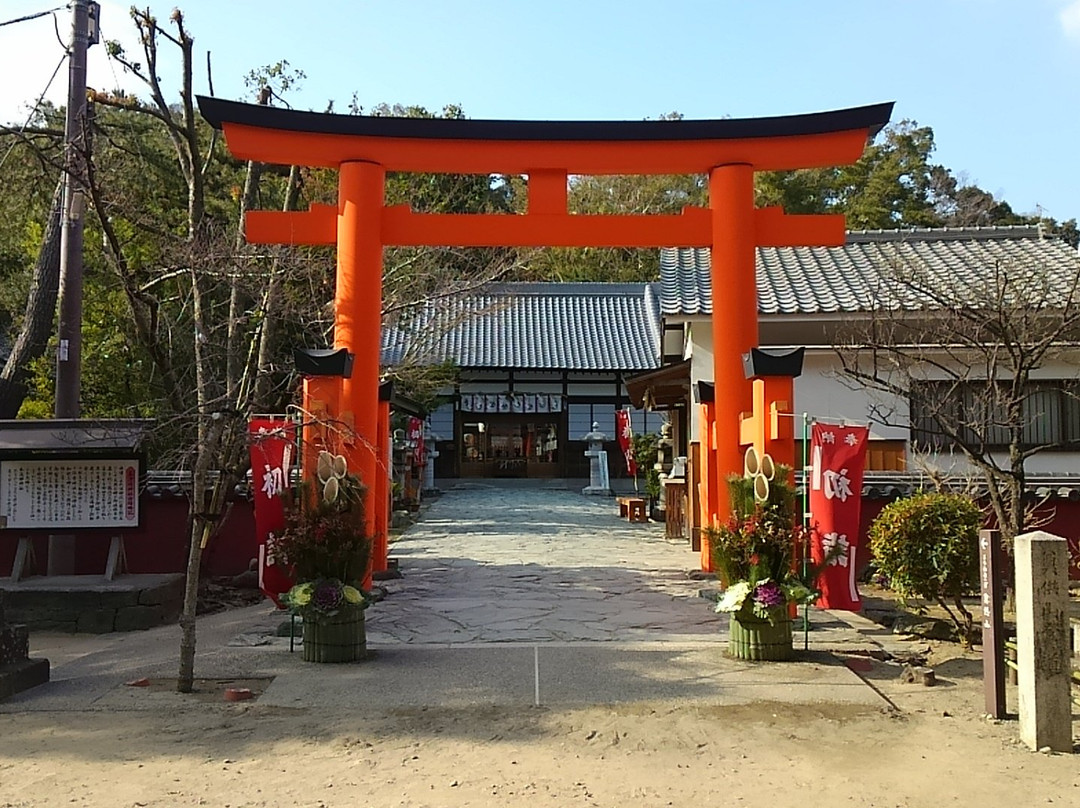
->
[197, 97, 893, 174]
[381, 283, 658, 371]
[199, 97, 893, 143]
[660, 227, 1080, 316]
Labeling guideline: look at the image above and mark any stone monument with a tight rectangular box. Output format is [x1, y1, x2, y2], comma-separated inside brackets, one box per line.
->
[581, 422, 612, 496]
[422, 426, 440, 494]
[1014, 530, 1073, 753]
[0, 590, 50, 701]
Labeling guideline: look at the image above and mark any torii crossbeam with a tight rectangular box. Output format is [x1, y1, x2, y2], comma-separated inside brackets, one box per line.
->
[199, 96, 893, 574]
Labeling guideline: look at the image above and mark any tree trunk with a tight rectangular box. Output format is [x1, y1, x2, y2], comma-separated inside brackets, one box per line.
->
[177, 414, 224, 693]
[0, 180, 63, 418]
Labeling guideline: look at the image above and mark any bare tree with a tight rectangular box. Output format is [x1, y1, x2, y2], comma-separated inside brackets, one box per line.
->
[836, 237, 1080, 547]
[93, 7, 301, 692]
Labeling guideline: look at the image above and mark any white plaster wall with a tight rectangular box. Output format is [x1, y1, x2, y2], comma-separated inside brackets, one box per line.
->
[797, 350, 908, 440]
[681, 322, 1080, 474]
[685, 332, 907, 440]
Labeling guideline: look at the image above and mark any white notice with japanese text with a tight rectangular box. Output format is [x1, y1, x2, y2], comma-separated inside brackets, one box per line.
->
[0, 459, 139, 529]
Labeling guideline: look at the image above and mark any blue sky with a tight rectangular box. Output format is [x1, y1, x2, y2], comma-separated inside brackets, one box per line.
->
[3, 1, 1079, 223]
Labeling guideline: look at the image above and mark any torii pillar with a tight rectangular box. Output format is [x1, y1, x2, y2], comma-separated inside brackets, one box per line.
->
[336, 161, 384, 549]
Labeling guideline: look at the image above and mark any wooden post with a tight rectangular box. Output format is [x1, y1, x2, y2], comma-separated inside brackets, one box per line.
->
[979, 529, 1006, 719]
[1014, 530, 1072, 752]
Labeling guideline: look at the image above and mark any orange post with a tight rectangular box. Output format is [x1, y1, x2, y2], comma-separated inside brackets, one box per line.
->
[709, 163, 758, 533]
[335, 161, 385, 554]
[301, 375, 340, 491]
[764, 376, 796, 482]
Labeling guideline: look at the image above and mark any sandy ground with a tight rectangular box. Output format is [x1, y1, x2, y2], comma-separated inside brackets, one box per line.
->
[1, 645, 1077, 807]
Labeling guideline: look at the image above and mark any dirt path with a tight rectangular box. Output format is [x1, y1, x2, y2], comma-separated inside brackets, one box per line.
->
[1, 650, 1076, 807]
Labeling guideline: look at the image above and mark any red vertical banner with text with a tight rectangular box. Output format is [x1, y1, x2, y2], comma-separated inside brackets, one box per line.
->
[248, 419, 297, 607]
[809, 422, 869, 611]
[616, 408, 637, 477]
[408, 416, 425, 467]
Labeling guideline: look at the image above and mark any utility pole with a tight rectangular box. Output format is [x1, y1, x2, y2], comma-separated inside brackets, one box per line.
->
[55, 1, 99, 419]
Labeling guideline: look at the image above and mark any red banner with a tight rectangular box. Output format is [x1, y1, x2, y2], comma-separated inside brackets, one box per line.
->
[809, 422, 869, 611]
[248, 419, 297, 607]
[616, 408, 637, 477]
[408, 416, 425, 467]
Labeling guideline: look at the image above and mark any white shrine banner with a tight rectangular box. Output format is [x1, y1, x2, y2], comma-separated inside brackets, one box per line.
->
[0, 458, 140, 529]
[460, 392, 564, 414]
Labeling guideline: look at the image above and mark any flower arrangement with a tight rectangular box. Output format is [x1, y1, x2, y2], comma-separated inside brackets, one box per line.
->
[269, 450, 372, 617]
[706, 465, 816, 625]
[283, 578, 366, 618]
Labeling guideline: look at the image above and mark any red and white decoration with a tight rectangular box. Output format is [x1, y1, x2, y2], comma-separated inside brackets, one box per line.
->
[248, 419, 297, 607]
[809, 422, 869, 611]
[408, 416, 426, 467]
[615, 408, 637, 477]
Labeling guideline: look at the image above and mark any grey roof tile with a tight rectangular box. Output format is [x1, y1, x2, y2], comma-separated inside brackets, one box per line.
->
[382, 282, 659, 371]
[660, 226, 1080, 315]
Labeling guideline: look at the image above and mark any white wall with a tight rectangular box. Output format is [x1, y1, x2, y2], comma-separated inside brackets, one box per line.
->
[681, 322, 1080, 474]
[684, 326, 905, 439]
[797, 351, 908, 440]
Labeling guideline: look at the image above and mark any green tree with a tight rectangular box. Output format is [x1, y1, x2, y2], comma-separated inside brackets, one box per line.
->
[757, 121, 942, 229]
[868, 492, 982, 647]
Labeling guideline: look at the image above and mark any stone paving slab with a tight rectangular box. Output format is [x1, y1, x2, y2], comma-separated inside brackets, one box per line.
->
[368, 487, 716, 644]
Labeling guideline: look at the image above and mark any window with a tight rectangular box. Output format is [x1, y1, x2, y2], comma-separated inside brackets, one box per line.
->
[428, 403, 454, 439]
[910, 380, 1080, 451]
[630, 409, 668, 436]
[568, 403, 616, 438]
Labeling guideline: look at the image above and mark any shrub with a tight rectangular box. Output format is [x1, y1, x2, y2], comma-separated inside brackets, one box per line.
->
[868, 492, 982, 647]
[630, 432, 661, 499]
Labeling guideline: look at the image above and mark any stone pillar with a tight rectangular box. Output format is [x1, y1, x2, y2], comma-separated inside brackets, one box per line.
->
[1014, 530, 1073, 753]
[423, 427, 440, 493]
[581, 422, 612, 496]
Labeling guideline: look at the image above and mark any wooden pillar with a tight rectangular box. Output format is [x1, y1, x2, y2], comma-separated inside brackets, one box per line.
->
[372, 398, 391, 573]
[979, 529, 1007, 719]
[698, 401, 717, 571]
[335, 161, 384, 549]
[709, 164, 758, 529]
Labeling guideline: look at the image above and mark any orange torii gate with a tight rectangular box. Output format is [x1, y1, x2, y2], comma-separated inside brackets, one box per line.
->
[199, 97, 892, 574]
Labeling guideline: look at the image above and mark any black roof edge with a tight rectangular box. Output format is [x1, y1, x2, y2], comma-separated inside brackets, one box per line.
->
[198, 96, 895, 143]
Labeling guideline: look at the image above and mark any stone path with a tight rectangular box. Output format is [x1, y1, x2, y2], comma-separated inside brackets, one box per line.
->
[366, 484, 721, 645]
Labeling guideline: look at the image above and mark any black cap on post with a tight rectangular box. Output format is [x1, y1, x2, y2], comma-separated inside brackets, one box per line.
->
[742, 347, 804, 379]
[294, 348, 354, 378]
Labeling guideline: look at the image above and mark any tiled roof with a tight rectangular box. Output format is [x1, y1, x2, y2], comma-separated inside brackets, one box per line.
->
[660, 226, 1080, 316]
[382, 283, 659, 371]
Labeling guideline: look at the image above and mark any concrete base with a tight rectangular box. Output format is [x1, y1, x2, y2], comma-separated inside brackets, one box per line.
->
[0, 657, 49, 701]
[0, 574, 184, 633]
[581, 486, 613, 497]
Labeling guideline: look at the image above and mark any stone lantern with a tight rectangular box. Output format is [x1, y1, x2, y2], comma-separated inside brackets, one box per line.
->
[581, 421, 612, 496]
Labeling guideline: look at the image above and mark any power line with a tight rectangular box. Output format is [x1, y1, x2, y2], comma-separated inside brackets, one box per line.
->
[0, 5, 66, 29]
[0, 50, 67, 173]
